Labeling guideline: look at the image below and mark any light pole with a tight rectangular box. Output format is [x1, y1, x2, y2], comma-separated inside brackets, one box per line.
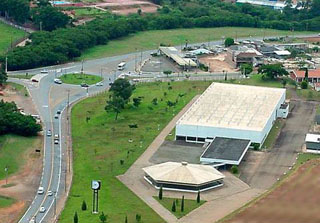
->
[5, 57, 7, 74]
[81, 60, 84, 75]
[4, 166, 8, 185]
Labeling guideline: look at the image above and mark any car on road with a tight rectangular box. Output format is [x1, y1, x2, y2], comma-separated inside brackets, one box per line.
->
[54, 78, 62, 84]
[29, 217, 35, 223]
[40, 70, 48, 74]
[109, 82, 113, 86]
[39, 206, 46, 213]
[47, 130, 52, 137]
[54, 114, 59, 119]
[38, 187, 44, 195]
[96, 82, 103, 86]
[47, 190, 53, 196]
[54, 139, 59, 144]
[80, 83, 89, 88]
[57, 110, 61, 114]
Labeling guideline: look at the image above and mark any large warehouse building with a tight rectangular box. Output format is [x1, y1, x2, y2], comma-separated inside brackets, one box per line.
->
[175, 83, 288, 146]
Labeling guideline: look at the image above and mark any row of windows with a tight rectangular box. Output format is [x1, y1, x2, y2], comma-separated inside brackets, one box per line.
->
[176, 135, 208, 142]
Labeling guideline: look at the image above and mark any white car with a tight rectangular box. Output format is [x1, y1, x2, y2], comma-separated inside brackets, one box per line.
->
[39, 206, 46, 213]
[47, 130, 52, 137]
[96, 82, 103, 86]
[40, 70, 48, 74]
[54, 139, 59, 145]
[37, 187, 44, 195]
[54, 78, 62, 84]
[47, 190, 53, 196]
[29, 217, 35, 223]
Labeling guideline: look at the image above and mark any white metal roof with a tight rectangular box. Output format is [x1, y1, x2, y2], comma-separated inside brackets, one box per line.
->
[143, 162, 224, 185]
[305, 134, 320, 143]
[159, 47, 197, 67]
[177, 82, 286, 131]
[274, 50, 291, 56]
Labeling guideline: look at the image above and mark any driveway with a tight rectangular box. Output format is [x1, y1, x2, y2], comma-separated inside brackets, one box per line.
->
[240, 99, 316, 189]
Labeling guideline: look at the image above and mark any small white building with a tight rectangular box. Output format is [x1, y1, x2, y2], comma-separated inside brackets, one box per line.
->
[305, 134, 320, 153]
[175, 83, 289, 146]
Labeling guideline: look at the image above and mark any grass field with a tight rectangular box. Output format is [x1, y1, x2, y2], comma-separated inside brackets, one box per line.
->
[261, 119, 284, 150]
[154, 196, 205, 219]
[0, 195, 15, 208]
[0, 22, 25, 56]
[80, 27, 314, 60]
[0, 135, 40, 180]
[60, 73, 103, 85]
[7, 82, 29, 97]
[60, 81, 211, 223]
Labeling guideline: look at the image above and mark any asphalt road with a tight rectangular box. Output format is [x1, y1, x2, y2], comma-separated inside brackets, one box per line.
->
[8, 33, 319, 223]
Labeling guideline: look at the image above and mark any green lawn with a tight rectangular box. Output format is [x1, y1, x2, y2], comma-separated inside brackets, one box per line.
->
[80, 27, 314, 60]
[0, 135, 40, 180]
[154, 196, 206, 219]
[0, 21, 26, 56]
[296, 88, 320, 101]
[222, 74, 283, 88]
[261, 119, 284, 150]
[0, 195, 15, 208]
[60, 73, 103, 85]
[7, 82, 29, 97]
[11, 74, 34, 80]
[296, 153, 320, 166]
[59, 81, 211, 223]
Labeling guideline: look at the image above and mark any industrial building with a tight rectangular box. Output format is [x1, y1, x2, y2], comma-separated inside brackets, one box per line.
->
[159, 47, 197, 69]
[175, 83, 288, 146]
[143, 162, 225, 192]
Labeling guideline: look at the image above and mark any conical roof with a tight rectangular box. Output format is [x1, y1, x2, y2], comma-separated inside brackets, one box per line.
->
[143, 162, 225, 186]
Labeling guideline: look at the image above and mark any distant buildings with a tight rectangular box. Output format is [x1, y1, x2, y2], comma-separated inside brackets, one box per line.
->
[290, 69, 320, 83]
[236, 0, 296, 10]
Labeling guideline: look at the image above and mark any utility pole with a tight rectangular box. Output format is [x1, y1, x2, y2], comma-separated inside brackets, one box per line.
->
[40, 21, 42, 31]
[140, 50, 143, 67]
[67, 90, 70, 173]
[100, 68, 102, 79]
[81, 60, 84, 75]
[134, 48, 137, 72]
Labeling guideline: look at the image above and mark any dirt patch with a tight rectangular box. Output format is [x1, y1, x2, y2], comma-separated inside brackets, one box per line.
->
[199, 53, 238, 73]
[92, 0, 159, 15]
[301, 37, 320, 43]
[226, 159, 320, 223]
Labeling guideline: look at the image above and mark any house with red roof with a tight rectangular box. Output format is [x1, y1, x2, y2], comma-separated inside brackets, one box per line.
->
[290, 69, 320, 83]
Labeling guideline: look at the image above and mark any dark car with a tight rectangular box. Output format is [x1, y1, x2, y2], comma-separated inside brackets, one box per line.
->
[80, 83, 89, 87]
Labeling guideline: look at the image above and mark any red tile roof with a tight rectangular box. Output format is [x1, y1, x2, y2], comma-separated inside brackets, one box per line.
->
[293, 69, 320, 78]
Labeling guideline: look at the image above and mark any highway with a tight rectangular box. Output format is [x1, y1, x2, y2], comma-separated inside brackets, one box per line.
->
[8, 33, 318, 223]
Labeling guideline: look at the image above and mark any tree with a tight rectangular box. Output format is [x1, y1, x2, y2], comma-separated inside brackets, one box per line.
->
[82, 200, 87, 211]
[305, 68, 309, 81]
[137, 8, 142, 15]
[152, 98, 158, 105]
[181, 195, 184, 212]
[133, 97, 141, 107]
[105, 95, 125, 120]
[163, 70, 172, 77]
[74, 212, 78, 223]
[32, 6, 71, 31]
[301, 80, 308, 89]
[136, 214, 141, 222]
[110, 79, 135, 102]
[224, 37, 235, 47]
[99, 212, 107, 223]
[197, 191, 200, 203]
[258, 64, 288, 79]
[231, 165, 239, 174]
[125, 215, 128, 223]
[240, 63, 253, 76]
[0, 66, 7, 85]
[171, 200, 176, 212]
[158, 186, 163, 200]
[281, 79, 287, 88]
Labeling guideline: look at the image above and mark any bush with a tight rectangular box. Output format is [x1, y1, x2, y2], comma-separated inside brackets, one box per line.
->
[81, 200, 87, 211]
[231, 165, 239, 174]
[301, 81, 308, 89]
[171, 200, 176, 212]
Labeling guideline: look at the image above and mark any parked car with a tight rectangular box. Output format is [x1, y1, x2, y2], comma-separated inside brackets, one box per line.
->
[95, 82, 103, 86]
[54, 78, 62, 84]
[81, 83, 89, 87]
[38, 187, 44, 195]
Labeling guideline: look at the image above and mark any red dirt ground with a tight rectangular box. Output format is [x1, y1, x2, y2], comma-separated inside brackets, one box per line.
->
[226, 159, 320, 223]
[302, 37, 320, 43]
[0, 85, 43, 223]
